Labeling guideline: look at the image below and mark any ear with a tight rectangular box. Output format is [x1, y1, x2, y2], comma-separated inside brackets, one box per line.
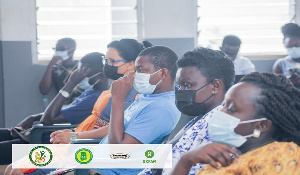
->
[211, 79, 222, 95]
[254, 119, 273, 133]
[126, 61, 135, 72]
[160, 68, 168, 79]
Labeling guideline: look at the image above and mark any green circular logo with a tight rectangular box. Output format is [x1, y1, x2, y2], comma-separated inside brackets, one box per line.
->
[145, 150, 154, 158]
[75, 148, 93, 164]
[29, 146, 53, 167]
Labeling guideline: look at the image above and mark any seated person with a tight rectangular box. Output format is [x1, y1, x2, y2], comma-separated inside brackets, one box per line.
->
[49, 39, 152, 144]
[220, 35, 255, 75]
[273, 23, 300, 88]
[4, 39, 152, 174]
[0, 52, 108, 165]
[89, 46, 181, 175]
[140, 47, 235, 175]
[39, 38, 82, 104]
[172, 72, 300, 175]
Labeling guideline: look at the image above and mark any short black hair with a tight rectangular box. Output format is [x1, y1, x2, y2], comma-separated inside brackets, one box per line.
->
[57, 37, 76, 50]
[81, 52, 105, 72]
[222, 35, 241, 47]
[177, 47, 235, 91]
[107, 39, 152, 62]
[281, 23, 300, 39]
[241, 72, 300, 146]
[138, 46, 178, 81]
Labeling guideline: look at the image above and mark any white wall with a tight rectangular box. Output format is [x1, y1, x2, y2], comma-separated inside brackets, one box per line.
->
[141, 0, 197, 39]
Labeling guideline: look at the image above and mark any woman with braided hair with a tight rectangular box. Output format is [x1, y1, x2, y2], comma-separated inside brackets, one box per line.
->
[171, 72, 300, 175]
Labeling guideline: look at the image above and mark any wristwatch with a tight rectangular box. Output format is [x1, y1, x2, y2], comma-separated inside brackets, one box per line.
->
[59, 90, 70, 98]
[70, 133, 78, 142]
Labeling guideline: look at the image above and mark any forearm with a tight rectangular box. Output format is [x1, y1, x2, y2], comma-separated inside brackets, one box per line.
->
[40, 82, 76, 125]
[39, 64, 54, 94]
[171, 155, 193, 175]
[77, 125, 109, 139]
[108, 98, 125, 144]
[32, 113, 43, 121]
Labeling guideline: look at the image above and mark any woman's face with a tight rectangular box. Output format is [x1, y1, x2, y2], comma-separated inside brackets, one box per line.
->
[105, 47, 130, 75]
[221, 82, 261, 136]
[176, 66, 213, 104]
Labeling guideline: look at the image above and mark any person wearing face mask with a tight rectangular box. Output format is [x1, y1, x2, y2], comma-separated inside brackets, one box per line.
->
[4, 39, 153, 175]
[273, 23, 300, 88]
[220, 35, 255, 75]
[171, 72, 300, 175]
[139, 47, 235, 175]
[39, 38, 83, 104]
[89, 46, 181, 175]
[48, 39, 153, 145]
[0, 52, 108, 166]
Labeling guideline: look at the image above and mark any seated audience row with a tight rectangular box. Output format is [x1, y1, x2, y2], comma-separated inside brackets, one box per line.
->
[4, 23, 300, 174]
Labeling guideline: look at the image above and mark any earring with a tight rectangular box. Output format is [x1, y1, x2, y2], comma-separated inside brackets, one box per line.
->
[253, 129, 261, 138]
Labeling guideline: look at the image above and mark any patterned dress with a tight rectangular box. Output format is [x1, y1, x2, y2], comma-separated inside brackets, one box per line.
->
[139, 106, 222, 175]
[197, 142, 300, 175]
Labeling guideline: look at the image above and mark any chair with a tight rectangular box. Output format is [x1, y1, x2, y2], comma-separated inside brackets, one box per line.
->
[29, 123, 78, 144]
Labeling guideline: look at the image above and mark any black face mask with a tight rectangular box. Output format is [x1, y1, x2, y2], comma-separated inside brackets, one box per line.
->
[103, 63, 124, 80]
[175, 82, 214, 116]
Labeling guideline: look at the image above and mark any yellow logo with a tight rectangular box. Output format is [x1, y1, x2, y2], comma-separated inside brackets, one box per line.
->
[75, 148, 93, 164]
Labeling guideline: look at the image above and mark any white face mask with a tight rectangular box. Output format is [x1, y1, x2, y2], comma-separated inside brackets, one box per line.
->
[77, 72, 101, 90]
[54, 50, 69, 60]
[133, 69, 163, 95]
[287, 47, 300, 59]
[208, 110, 267, 147]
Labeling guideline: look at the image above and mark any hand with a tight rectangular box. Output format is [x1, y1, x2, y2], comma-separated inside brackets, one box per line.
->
[111, 72, 135, 101]
[67, 67, 91, 86]
[50, 129, 73, 139]
[180, 143, 239, 170]
[49, 56, 62, 66]
[50, 131, 74, 144]
[289, 72, 300, 87]
[16, 114, 41, 130]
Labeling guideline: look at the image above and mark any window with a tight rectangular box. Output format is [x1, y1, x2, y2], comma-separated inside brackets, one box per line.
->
[36, 0, 138, 61]
[197, 0, 296, 57]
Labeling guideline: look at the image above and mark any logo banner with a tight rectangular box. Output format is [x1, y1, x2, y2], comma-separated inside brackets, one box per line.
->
[12, 144, 172, 169]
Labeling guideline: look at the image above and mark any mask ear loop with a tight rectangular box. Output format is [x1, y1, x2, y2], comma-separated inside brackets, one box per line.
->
[89, 72, 102, 79]
[89, 72, 102, 87]
[239, 118, 267, 138]
[150, 69, 164, 86]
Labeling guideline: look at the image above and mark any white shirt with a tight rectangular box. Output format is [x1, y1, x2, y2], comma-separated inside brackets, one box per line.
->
[274, 56, 300, 77]
[233, 55, 255, 75]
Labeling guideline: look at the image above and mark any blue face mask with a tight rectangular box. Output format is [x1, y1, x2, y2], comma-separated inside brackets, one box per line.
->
[77, 72, 101, 90]
[208, 110, 267, 147]
[133, 69, 163, 95]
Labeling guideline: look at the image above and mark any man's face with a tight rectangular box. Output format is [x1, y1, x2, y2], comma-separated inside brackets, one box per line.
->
[221, 44, 240, 60]
[135, 55, 163, 88]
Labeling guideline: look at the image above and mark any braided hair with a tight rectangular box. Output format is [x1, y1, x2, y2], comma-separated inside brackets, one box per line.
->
[240, 72, 300, 145]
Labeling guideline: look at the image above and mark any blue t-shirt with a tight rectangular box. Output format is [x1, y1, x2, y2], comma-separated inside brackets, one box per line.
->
[60, 89, 103, 124]
[96, 91, 181, 175]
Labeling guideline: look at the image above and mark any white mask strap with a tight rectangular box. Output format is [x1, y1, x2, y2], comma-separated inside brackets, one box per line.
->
[239, 118, 267, 124]
[92, 79, 100, 87]
[150, 69, 162, 76]
[89, 72, 101, 79]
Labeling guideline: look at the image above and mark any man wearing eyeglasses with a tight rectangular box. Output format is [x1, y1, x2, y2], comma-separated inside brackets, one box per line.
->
[39, 37, 82, 104]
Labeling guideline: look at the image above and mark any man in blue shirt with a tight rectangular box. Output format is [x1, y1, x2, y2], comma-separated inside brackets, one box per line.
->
[91, 46, 181, 175]
[0, 52, 108, 165]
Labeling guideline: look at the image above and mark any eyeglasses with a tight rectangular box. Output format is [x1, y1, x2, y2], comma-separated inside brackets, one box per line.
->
[103, 58, 128, 66]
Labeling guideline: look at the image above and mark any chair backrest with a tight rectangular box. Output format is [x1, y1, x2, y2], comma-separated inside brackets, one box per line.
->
[168, 113, 196, 141]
